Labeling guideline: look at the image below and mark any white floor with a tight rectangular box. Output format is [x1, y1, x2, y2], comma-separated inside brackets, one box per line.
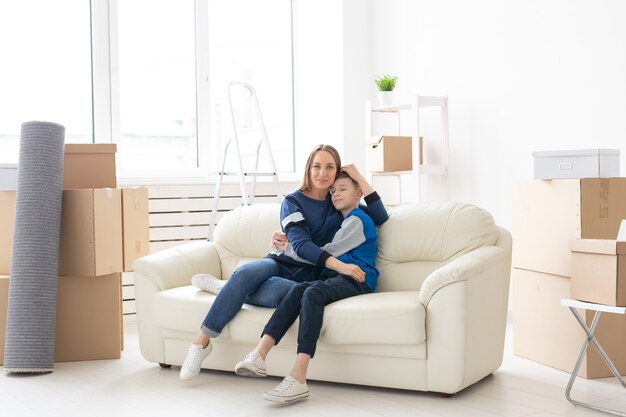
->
[2, 314, 626, 417]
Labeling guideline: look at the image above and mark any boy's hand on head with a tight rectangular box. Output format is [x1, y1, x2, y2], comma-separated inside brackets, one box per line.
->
[341, 164, 364, 182]
[341, 164, 374, 196]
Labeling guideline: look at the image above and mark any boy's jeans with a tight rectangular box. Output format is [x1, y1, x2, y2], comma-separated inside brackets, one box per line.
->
[262, 274, 371, 357]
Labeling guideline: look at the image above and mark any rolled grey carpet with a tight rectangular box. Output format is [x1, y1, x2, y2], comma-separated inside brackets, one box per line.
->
[4, 121, 65, 373]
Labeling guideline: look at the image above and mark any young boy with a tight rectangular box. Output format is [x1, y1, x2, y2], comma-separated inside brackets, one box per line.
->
[234, 171, 379, 403]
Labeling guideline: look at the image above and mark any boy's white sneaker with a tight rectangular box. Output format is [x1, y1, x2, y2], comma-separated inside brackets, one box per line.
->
[235, 351, 267, 377]
[179, 342, 212, 381]
[263, 376, 309, 403]
[191, 274, 227, 295]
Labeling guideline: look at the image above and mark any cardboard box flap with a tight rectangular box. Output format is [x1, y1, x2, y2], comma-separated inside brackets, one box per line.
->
[533, 149, 620, 158]
[367, 136, 384, 146]
[367, 136, 412, 146]
[65, 144, 117, 154]
[570, 239, 626, 255]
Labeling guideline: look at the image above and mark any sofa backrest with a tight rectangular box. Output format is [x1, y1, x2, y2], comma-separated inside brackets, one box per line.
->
[375, 202, 498, 292]
[213, 203, 281, 279]
[212, 202, 498, 291]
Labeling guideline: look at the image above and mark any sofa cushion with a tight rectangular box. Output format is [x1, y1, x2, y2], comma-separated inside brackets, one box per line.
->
[228, 291, 426, 346]
[320, 291, 425, 345]
[152, 286, 231, 339]
[377, 202, 497, 263]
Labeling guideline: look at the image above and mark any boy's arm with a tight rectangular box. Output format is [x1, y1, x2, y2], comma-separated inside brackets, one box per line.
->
[283, 215, 366, 261]
[359, 193, 389, 226]
[325, 256, 365, 283]
[320, 216, 365, 256]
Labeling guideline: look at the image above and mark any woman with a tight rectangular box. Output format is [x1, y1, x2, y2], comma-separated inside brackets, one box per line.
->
[179, 144, 388, 381]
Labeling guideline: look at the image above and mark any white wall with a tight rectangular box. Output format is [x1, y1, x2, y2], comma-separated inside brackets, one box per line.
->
[360, 0, 626, 228]
[293, 0, 376, 178]
[341, 0, 373, 170]
[292, 0, 344, 176]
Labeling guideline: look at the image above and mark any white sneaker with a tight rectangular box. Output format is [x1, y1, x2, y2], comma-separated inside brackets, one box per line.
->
[179, 342, 212, 381]
[191, 274, 227, 295]
[263, 376, 309, 403]
[235, 351, 267, 377]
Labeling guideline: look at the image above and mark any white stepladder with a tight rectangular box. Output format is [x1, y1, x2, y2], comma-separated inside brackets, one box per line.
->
[209, 82, 284, 239]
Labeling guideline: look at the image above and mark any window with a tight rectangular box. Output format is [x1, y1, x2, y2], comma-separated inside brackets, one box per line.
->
[115, 0, 198, 175]
[0, 0, 92, 164]
[113, 0, 295, 177]
[0, 1, 295, 176]
[207, 0, 295, 173]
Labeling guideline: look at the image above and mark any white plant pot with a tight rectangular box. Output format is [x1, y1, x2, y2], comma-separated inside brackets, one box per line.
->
[377, 91, 394, 107]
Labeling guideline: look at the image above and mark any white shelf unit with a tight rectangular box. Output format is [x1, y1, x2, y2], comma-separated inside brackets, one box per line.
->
[365, 95, 449, 202]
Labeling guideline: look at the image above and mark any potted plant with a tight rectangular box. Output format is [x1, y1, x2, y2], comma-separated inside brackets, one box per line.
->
[374, 74, 398, 107]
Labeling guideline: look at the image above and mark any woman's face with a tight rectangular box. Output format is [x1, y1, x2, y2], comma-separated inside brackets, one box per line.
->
[309, 150, 337, 191]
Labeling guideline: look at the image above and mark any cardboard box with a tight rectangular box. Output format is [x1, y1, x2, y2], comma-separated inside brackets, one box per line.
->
[121, 187, 149, 271]
[570, 239, 626, 306]
[512, 267, 626, 378]
[0, 191, 16, 275]
[512, 179, 626, 277]
[2, 189, 123, 277]
[64, 143, 117, 189]
[0, 163, 18, 190]
[0, 273, 122, 364]
[55, 274, 122, 362]
[533, 149, 620, 180]
[59, 188, 123, 276]
[366, 136, 412, 172]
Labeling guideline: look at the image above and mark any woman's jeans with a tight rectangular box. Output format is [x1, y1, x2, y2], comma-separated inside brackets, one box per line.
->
[262, 274, 371, 357]
[201, 257, 318, 337]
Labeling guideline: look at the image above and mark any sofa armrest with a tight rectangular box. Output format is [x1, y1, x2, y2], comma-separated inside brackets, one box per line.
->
[419, 246, 507, 306]
[132, 240, 222, 291]
[422, 237, 512, 393]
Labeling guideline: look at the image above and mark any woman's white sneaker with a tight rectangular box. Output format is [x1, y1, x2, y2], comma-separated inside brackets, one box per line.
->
[179, 342, 212, 381]
[263, 376, 309, 403]
[191, 274, 227, 295]
[235, 351, 267, 377]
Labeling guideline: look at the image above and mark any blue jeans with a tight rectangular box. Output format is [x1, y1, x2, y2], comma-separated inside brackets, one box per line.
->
[201, 257, 318, 337]
[262, 274, 371, 357]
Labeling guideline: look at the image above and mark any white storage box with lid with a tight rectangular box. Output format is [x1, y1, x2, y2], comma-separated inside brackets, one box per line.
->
[0, 164, 17, 191]
[533, 149, 620, 180]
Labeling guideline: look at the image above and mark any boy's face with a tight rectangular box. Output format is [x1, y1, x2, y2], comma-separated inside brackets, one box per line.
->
[330, 177, 362, 212]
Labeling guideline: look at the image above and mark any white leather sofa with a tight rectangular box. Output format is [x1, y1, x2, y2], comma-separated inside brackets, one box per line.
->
[133, 202, 512, 394]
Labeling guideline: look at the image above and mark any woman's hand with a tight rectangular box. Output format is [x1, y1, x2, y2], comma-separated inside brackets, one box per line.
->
[325, 256, 365, 283]
[271, 231, 289, 250]
[341, 164, 374, 197]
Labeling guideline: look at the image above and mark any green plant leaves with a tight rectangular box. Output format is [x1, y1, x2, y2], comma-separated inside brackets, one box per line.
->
[374, 74, 398, 91]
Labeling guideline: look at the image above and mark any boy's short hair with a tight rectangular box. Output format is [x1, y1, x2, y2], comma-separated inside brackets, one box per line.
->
[334, 171, 359, 188]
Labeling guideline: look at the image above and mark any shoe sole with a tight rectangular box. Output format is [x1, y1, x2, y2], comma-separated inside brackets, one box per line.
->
[179, 370, 199, 381]
[263, 391, 309, 403]
[235, 363, 267, 377]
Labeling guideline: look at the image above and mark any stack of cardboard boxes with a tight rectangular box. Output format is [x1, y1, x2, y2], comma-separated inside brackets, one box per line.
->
[512, 178, 626, 378]
[0, 144, 149, 364]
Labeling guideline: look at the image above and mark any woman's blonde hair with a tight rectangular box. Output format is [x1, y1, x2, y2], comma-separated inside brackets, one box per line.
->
[299, 144, 342, 192]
